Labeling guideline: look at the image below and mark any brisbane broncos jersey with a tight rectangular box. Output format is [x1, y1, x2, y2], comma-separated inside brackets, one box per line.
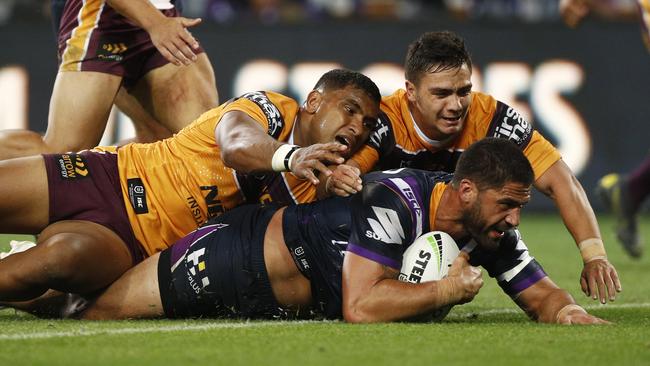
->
[95, 91, 310, 256]
[351, 90, 561, 180]
[283, 168, 547, 318]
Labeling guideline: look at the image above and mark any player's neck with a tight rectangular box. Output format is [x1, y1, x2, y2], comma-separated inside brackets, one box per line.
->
[435, 185, 469, 241]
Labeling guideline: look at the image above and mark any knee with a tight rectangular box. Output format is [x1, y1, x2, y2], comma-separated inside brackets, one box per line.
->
[37, 234, 91, 284]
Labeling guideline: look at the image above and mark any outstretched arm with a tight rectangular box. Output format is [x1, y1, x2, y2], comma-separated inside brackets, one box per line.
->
[107, 0, 202, 66]
[514, 276, 609, 324]
[342, 252, 482, 323]
[216, 110, 347, 185]
[534, 159, 621, 303]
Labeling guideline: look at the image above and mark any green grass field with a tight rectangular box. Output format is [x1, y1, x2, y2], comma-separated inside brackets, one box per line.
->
[1, 214, 649, 365]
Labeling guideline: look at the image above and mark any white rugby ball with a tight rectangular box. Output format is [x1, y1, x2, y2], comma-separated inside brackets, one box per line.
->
[399, 231, 460, 322]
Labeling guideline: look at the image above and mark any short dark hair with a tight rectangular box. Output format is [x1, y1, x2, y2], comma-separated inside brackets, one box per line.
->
[313, 69, 381, 104]
[451, 138, 534, 190]
[405, 31, 472, 84]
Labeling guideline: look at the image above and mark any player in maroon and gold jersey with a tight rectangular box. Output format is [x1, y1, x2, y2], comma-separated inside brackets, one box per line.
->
[0, 69, 380, 307]
[0, 0, 218, 160]
[326, 31, 620, 304]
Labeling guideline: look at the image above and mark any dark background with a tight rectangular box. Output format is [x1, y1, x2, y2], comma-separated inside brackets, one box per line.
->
[1, 14, 648, 211]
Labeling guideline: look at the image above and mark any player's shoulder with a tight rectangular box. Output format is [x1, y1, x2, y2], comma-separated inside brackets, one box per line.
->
[468, 91, 497, 113]
[362, 168, 450, 198]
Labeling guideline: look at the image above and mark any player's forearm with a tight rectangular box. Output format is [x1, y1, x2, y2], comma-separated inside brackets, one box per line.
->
[536, 163, 605, 261]
[220, 135, 285, 174]
[343, 277, 460, 323]
[106, 0, 166, 31]
[523, 288, 579, 323]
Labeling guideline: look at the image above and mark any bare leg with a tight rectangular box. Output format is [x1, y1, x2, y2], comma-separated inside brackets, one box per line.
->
[114, 87, 173, 144]
[0, 71, 121, 160]
[0, 220, 133, 301]
[132, 53, 218, 132]
[80, 253, 163, 320]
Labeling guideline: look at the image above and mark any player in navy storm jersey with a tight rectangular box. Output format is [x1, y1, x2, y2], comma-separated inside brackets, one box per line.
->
[79, 139, 609, 324]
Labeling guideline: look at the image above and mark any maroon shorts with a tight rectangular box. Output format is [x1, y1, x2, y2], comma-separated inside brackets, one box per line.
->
[57, 0, 204, 89]
[44, 151, 145, 264]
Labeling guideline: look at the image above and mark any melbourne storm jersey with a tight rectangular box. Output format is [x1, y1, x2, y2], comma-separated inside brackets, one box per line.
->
[351, 90, 561, 180]
[283, 168, 547, 318]
[96, 91, 310, 256]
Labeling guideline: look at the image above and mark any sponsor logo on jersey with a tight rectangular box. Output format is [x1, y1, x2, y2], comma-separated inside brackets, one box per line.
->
[127, 178, 148, 214]
[186, 195, 204, 226]
[368, 113, 391, 150]
[241, 92, 284, 138]
[57, 154, 90, 180]
[389, 178, 423, 238]
[365, 206, 405, 244]
[201, 185, 225, 219]
[490, 103, 532, 147]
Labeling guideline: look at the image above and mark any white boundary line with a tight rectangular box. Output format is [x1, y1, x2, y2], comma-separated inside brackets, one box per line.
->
[1, 302, 649, 340]
[446, 302, 650, 318]
[0, 321, 314, 341]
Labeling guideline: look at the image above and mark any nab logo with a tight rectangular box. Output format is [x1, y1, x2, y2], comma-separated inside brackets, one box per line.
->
[57, 154, 90, 179]
[201, 185, 225, 218]
[365, 206, 405, 244]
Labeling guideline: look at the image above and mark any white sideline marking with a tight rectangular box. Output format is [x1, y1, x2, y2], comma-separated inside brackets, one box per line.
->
[446, 302, 650, 318]
[2, 302, 648, 340]
[0, 320, 315, 341]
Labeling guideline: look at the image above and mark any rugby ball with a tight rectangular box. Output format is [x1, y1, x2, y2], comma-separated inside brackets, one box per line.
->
[399, 231, 460, 322]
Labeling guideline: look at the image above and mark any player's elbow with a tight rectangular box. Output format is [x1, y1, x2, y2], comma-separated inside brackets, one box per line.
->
[342, 302, 383, 323]
[220, 141, 252, 172]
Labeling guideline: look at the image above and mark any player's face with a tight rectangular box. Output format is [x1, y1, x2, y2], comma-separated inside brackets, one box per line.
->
[463, 181, 531, 251]
[406, 64, 472, 141]
[308, 86, 380, 159]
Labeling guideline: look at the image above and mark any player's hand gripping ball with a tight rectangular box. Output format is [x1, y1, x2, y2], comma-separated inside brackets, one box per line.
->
[399, 231, 460, 322]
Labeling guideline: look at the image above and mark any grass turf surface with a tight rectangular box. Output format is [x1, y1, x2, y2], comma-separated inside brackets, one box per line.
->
[0, 213, 649, 365]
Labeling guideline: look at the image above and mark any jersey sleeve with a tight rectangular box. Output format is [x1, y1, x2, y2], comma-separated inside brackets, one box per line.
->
[470, 229, 547, 297]
[346, 181, 416, 270]
[350, 113, 392, 173]
[486, 100, 561, 179]
[219, 92, 286, 139]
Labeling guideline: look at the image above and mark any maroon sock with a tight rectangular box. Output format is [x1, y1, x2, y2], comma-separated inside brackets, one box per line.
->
[626, 155, 650, 212]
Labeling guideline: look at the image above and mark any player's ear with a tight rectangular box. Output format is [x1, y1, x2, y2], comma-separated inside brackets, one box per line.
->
[458, 178, 477, 204]
[405, 80, 417, 102]
[305, 90, 323, 114]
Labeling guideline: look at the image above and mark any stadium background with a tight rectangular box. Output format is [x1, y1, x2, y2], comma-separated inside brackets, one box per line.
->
[0, 0, 648, 211]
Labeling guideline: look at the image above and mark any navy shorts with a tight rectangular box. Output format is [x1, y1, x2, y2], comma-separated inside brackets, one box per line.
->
[158, 204, 286, 319]
[43, 151, 145, 264]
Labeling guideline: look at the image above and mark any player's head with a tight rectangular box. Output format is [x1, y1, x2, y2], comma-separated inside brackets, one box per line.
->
[302, 69, 381, 159]
[404, 31, 473, 142]
[405, 31, 472, 84]
[451, 138, 534, 250]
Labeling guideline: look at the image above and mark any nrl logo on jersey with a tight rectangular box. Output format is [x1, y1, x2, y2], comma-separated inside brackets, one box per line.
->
[365, 206, 405, 244]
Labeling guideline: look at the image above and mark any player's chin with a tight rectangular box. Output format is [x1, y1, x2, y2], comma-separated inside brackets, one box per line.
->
[478, 232, 502, 251]
[437, 122, 462, 136]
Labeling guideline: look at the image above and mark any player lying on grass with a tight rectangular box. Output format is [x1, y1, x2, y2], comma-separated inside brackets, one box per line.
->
[0, 69, 380, 308]
[325, 31, 621, 304]
[80, 139, 608, 324]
